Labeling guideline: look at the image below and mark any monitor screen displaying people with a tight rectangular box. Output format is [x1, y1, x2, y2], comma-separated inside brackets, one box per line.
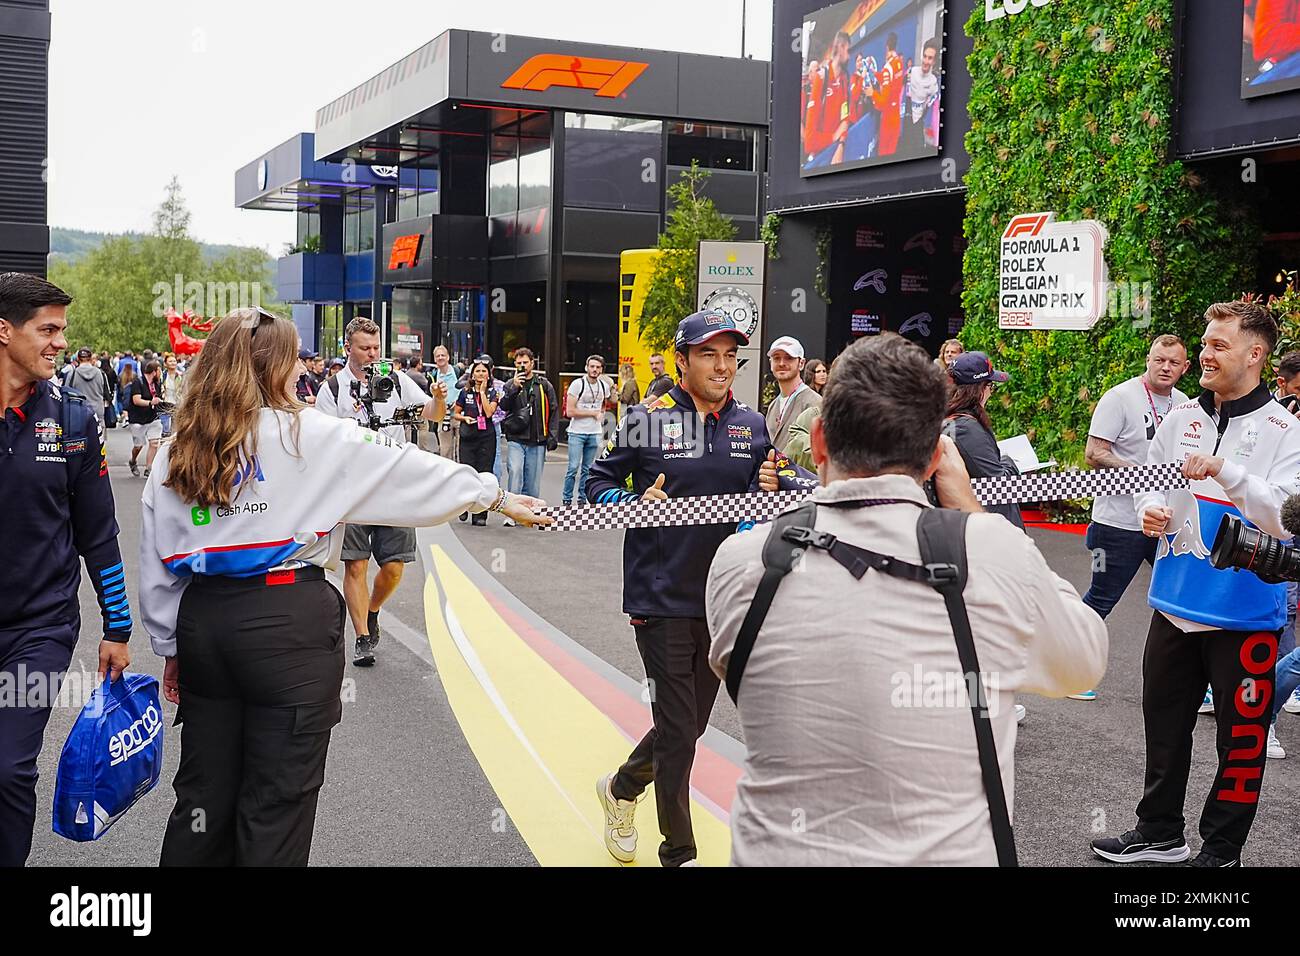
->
[1242, 0, 1300, 97]
[800, 0, 946, 176]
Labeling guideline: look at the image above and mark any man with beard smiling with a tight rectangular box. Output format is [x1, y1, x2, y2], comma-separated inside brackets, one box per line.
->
[1092, 301, 1300, 867]
[0, 273, 132, 866]
[587, 309, 816, 867]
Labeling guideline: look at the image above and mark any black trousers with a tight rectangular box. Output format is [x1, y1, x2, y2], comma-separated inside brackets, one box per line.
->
[160, 574, 345, 866]
[611, 616, 718, 867]
[0, 623, 77, 867]
[1136, 611, 1278, 859]
[458, 429, 497, 525]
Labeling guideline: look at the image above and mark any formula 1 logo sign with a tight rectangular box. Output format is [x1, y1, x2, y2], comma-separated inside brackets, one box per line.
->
[388, 234, 423, 271]
[501, 55, 648, 98]
[998, 211, 1109, 331]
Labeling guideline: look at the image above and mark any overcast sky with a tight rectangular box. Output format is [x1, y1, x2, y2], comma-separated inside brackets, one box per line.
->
[47, 0, 773, 254]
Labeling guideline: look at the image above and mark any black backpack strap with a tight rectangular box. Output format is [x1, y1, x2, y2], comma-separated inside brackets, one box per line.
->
[724, 500, 818, 705]
[328, 373, 341, 403]
[916, 507, 1018, 867]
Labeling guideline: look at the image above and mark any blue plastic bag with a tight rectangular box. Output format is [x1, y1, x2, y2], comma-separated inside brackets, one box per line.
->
[52, 673, 164, 842]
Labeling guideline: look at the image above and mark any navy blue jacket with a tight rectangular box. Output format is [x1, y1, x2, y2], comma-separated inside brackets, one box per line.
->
[1, 380, 132, 640]
[586, 386, 816, 619]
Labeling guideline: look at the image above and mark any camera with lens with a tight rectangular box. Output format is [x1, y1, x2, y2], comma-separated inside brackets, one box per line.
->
[348, 358, 425, 433]
[1211, 514, 1300, 584]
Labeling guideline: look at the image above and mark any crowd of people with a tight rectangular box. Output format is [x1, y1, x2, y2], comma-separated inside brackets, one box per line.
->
[4, 264, 1299, 869]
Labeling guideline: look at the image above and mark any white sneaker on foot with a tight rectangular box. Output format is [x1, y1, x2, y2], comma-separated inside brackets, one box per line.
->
[596, 773, 638, 862]
[1284, 688, 1300, 715]
[1268, 723, 1286, 760]
[1014, 704, 1026, 724]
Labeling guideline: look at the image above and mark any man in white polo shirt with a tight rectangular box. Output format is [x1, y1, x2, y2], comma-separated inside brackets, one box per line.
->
[766, 335, 821, 452]
[1076, 334, 1189, 702]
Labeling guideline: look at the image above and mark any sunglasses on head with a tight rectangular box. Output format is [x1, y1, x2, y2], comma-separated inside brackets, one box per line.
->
[245, 307, 278, 339]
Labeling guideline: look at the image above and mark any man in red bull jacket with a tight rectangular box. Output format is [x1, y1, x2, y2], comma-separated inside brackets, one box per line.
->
[587, 310, 815, 867]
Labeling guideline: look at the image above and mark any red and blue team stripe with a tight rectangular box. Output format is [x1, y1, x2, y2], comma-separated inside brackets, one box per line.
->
[163, 532, 330, 577]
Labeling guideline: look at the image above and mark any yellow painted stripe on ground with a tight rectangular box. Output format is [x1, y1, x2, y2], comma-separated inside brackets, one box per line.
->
[423, 543, 732, 867]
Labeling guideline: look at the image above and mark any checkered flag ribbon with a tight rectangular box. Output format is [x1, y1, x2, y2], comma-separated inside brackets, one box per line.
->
[536, 462, 1188, 532]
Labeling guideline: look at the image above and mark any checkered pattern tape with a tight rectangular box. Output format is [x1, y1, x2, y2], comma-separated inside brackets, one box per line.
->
[535, 462, 1187, 532]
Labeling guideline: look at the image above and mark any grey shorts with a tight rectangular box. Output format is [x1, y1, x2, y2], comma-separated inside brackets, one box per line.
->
[340, 524, 417, 564]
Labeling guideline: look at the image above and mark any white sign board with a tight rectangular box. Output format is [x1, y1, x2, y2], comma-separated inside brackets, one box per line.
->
[998, 212, 1109, 331]
[698, 240, 766, 408]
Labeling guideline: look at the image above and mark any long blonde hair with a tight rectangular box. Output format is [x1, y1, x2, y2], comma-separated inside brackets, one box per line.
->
[164, 309, 301, 508]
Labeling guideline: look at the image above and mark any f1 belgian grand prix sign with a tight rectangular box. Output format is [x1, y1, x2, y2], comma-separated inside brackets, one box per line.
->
[998, 212, 1109, 331]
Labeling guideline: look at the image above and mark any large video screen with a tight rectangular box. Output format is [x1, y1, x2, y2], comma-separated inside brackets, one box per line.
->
[1242, 0, 1300, 97]
[799, 0, 945, 177]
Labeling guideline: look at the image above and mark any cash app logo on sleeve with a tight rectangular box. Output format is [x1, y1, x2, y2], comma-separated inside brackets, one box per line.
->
[191, 506, 211, 527]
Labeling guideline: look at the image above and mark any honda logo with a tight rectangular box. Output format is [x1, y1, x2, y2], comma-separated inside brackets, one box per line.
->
[501, 54, 648, 98]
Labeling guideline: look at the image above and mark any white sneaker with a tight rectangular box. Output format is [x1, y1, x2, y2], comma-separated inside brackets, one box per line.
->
[1199, 688, 1214, 714]
[596, 773, 638, 863]
[1268, 724, 1286, 760]
[1014, 704, 1026, 725]
[501, 517, 516, 527]
[1284, 689, 1300, 715]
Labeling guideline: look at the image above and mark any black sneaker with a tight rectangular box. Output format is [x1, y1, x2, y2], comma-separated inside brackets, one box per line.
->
[1091, 829, 1191, 863]
[129, 461, 140, 477]
[1187, 851, 1241, 867]
[143, 467, 150, 479]
[352, 636, 376, 667]
[367, 610, 381, 649]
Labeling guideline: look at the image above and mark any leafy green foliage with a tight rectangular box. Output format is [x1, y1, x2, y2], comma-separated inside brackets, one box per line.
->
[49, 181, 279, 352]
[960, 0, 1260, 466]
[760, 213, 782, 259]
[1265, 280, 1300, 362]
[638, 163, 737, 353]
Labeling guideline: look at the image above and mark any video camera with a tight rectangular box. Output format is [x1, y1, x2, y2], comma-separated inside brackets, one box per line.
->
[1210, 496, 1300, 584]
[348, 359, 426, 432]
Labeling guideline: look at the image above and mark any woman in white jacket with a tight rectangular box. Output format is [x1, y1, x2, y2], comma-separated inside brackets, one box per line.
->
[139, 308, 549, 866]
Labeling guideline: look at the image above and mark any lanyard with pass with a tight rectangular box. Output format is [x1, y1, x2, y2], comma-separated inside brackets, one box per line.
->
[1142, 379, 1171, 427]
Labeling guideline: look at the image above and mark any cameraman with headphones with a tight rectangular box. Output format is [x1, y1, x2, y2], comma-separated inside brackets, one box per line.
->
[315, 317, 447, 666]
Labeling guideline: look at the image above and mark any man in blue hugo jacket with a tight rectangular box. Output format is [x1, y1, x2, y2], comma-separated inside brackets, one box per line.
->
[1092, 301, 1300, 868]
[0, 273, 132, 866]
[587, 309, 816, 866]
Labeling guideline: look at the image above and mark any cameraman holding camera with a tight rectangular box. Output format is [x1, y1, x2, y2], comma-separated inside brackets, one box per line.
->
[315, 317, 448, 666]
[500, 348, 558, 512]
[706, 335, 1106, 866]
[1092, 301, 1300, 868]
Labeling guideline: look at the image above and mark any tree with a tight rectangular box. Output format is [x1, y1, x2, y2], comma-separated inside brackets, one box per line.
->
[152, 175, 192, 241]
[638, 163, 737, 352]
[52, 179, 279, 351]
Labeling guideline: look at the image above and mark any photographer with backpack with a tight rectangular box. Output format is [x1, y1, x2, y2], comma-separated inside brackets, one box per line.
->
[706, 335, 1107, 866]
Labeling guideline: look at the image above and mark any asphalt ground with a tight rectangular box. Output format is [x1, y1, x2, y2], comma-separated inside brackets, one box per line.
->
[26, 427, 1300, 866]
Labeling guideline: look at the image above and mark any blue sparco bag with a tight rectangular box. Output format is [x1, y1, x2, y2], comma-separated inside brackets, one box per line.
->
[52, 673, 164, 842]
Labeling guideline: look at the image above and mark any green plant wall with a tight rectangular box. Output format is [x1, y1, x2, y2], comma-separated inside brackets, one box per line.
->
[960, 0, 1260, 466]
